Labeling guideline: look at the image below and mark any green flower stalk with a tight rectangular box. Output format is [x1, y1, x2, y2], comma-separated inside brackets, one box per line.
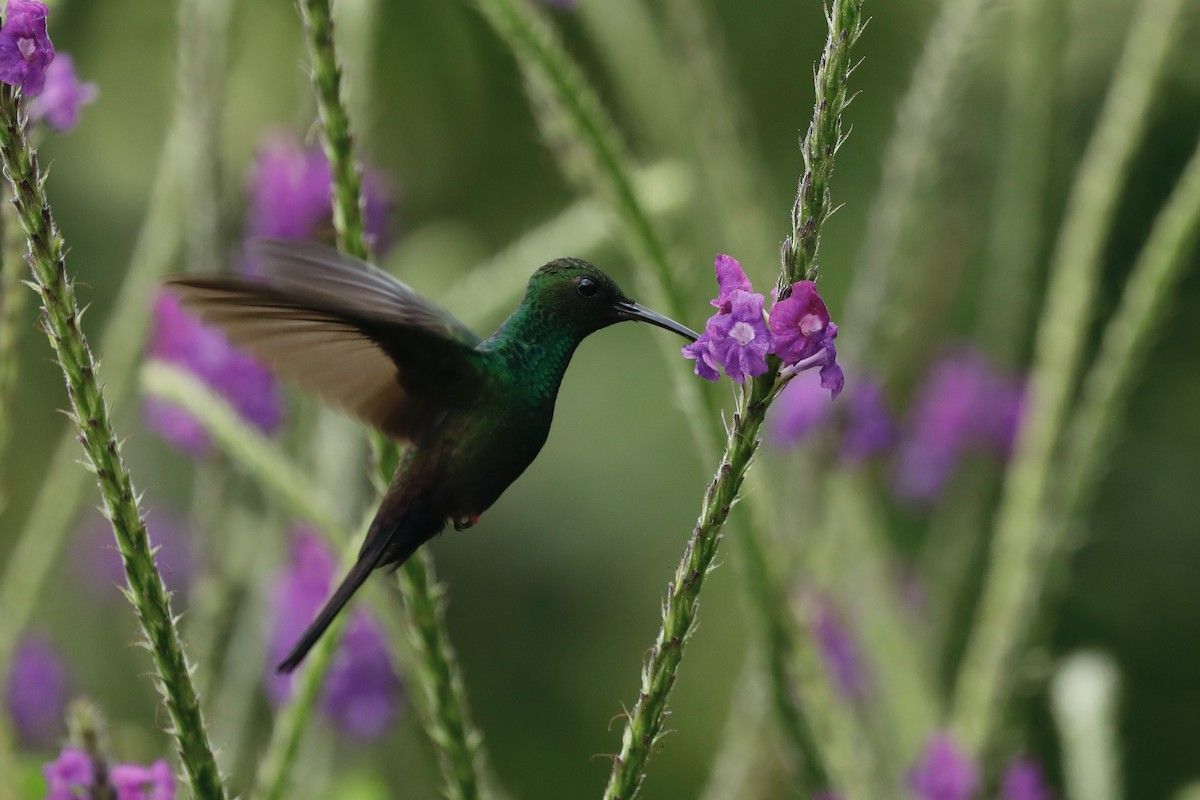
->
[840, 0, 993, 367]
[255, 595, 349, 800]
[296, 0, 369, 263]
[605, 379, 777, 800]
[0, 84, 225, 800]
[0, 27, 190, 697]
[781, 0, 865, 288]
[0, 189, 26, 510]
[176, 0, 233, 274]
[951, 0, 1188, 756]
[975, 0, 1063, 361]
[1060, 134, 1200, 523]
[396, 550, 487, 800]
[295, 2, 492, 796]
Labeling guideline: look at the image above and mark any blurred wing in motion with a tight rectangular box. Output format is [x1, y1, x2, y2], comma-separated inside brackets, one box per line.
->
[165, 239, 484, 440]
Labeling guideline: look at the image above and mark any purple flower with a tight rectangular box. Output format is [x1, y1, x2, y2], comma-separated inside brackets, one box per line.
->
[43, 748, 93, 800]
[267, 530, 404, 739]
[710, 253, 753, 310]
[841, 377, 896, 463]
[5, 635, 67, 746]
[0, 0, 53, 96]
[28, 52, 95, 132]
[769, 281, 843, 397]
[684, 255, 845, 392]
[892, 350, 1025, 505]
[144, 291, 283, 456]
[813, 596, 867, 702]
[245, 132, 394, 266]
[1000, 757, 1053, 800]
[43, 748, 174, 800]
[72, 511, 195, 601]
[109, 760, 174, 800]
[685, 290, 772, 384]
[770, 368, 835, 445]
[908, 734, 979, 800]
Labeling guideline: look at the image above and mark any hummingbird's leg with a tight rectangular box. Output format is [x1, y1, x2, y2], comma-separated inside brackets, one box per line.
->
[453, 513, 480, 531]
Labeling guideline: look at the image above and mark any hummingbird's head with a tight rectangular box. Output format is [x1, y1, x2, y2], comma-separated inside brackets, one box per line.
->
[525, 258, 699, 341]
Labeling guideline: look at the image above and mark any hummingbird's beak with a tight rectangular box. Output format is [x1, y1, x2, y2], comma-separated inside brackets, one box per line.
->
[615, 301, 699, 342]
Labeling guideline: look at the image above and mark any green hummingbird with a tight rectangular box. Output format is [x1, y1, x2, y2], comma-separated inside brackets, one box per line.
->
[167, 239, 698, 672]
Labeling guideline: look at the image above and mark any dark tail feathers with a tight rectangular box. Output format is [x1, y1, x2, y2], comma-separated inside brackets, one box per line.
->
[276, 493, 442, 673]
[275, 537, 387, 674]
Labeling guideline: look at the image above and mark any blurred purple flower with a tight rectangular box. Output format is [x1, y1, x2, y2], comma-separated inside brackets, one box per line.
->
[813, 596, 867, 702]
[5, 634, 68, 746]
[909, 733, 979, 800]
[144, 291, 283, 456]
[770, 370, 893, 459]
[28, 52, 95, 132]
[267, 530, 404, 739]
[841, 377, 896, 463]
[1001, 756, 1053, 800]
[109, 759, 174, 800]
[43, 748, 93, 800]
[892, 350, 1025, 505]
[72, 511, 195, 601]
[770, 281, 843, 398]
[770, 368, 834, 445]
[245, 132, 394, 266]
[0, 0, 53, 96]
[44, 749, 174, 800]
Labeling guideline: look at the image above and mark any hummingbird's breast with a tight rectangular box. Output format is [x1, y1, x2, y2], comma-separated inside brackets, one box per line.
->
[434, 365, 559, 520]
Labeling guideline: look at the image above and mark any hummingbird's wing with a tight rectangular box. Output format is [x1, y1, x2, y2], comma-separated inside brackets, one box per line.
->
[165, 240, 484, 441]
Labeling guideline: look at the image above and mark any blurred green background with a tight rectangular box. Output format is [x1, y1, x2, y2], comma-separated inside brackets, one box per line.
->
[2, 0, 1199, 797]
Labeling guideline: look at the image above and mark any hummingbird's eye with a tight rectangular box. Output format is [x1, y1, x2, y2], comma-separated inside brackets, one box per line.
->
[577, 277, 599, 298]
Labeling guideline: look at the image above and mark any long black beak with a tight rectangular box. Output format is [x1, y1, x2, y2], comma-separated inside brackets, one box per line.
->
[615, 300, 699, 341]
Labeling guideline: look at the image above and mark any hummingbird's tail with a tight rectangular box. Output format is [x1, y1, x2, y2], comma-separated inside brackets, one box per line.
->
[276, 492, 442, 674]
[275, 536, 389, 674]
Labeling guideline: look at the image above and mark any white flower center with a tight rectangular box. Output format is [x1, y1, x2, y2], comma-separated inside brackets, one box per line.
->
[18, 38, 36, 61]
[730, 321, 756, 346]
[799, 313, 825, 336]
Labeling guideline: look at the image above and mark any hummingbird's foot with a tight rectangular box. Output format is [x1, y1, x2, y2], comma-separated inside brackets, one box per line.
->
[453, 513, 480, 531]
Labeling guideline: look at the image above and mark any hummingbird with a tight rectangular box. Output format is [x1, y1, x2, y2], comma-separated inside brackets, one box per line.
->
[166, 239, 698, 672]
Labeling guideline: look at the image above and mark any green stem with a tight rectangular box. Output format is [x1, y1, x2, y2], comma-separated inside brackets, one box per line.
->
[176, 0, 233, 274]
[0, 187, 26, 511]
[975, 0, 1063, 362]
[781, 0, 865, 288]
[0, 100, 184, 698]
[296, 3, 491, 796]
[950, 0, 1187, 756]
[1050, 653, 1122, 800]
[0, 84, 225, 800]
[657, 0, 776, 269]
[397, 548, 486, 800]
[840, 0, 993, 367]
[1060, 134, 1200, 524]
[255, 577, 350, 800]
[604, 378, 776, 800]
[296, 0, 369, 262]
[142, 363, 343, 536]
